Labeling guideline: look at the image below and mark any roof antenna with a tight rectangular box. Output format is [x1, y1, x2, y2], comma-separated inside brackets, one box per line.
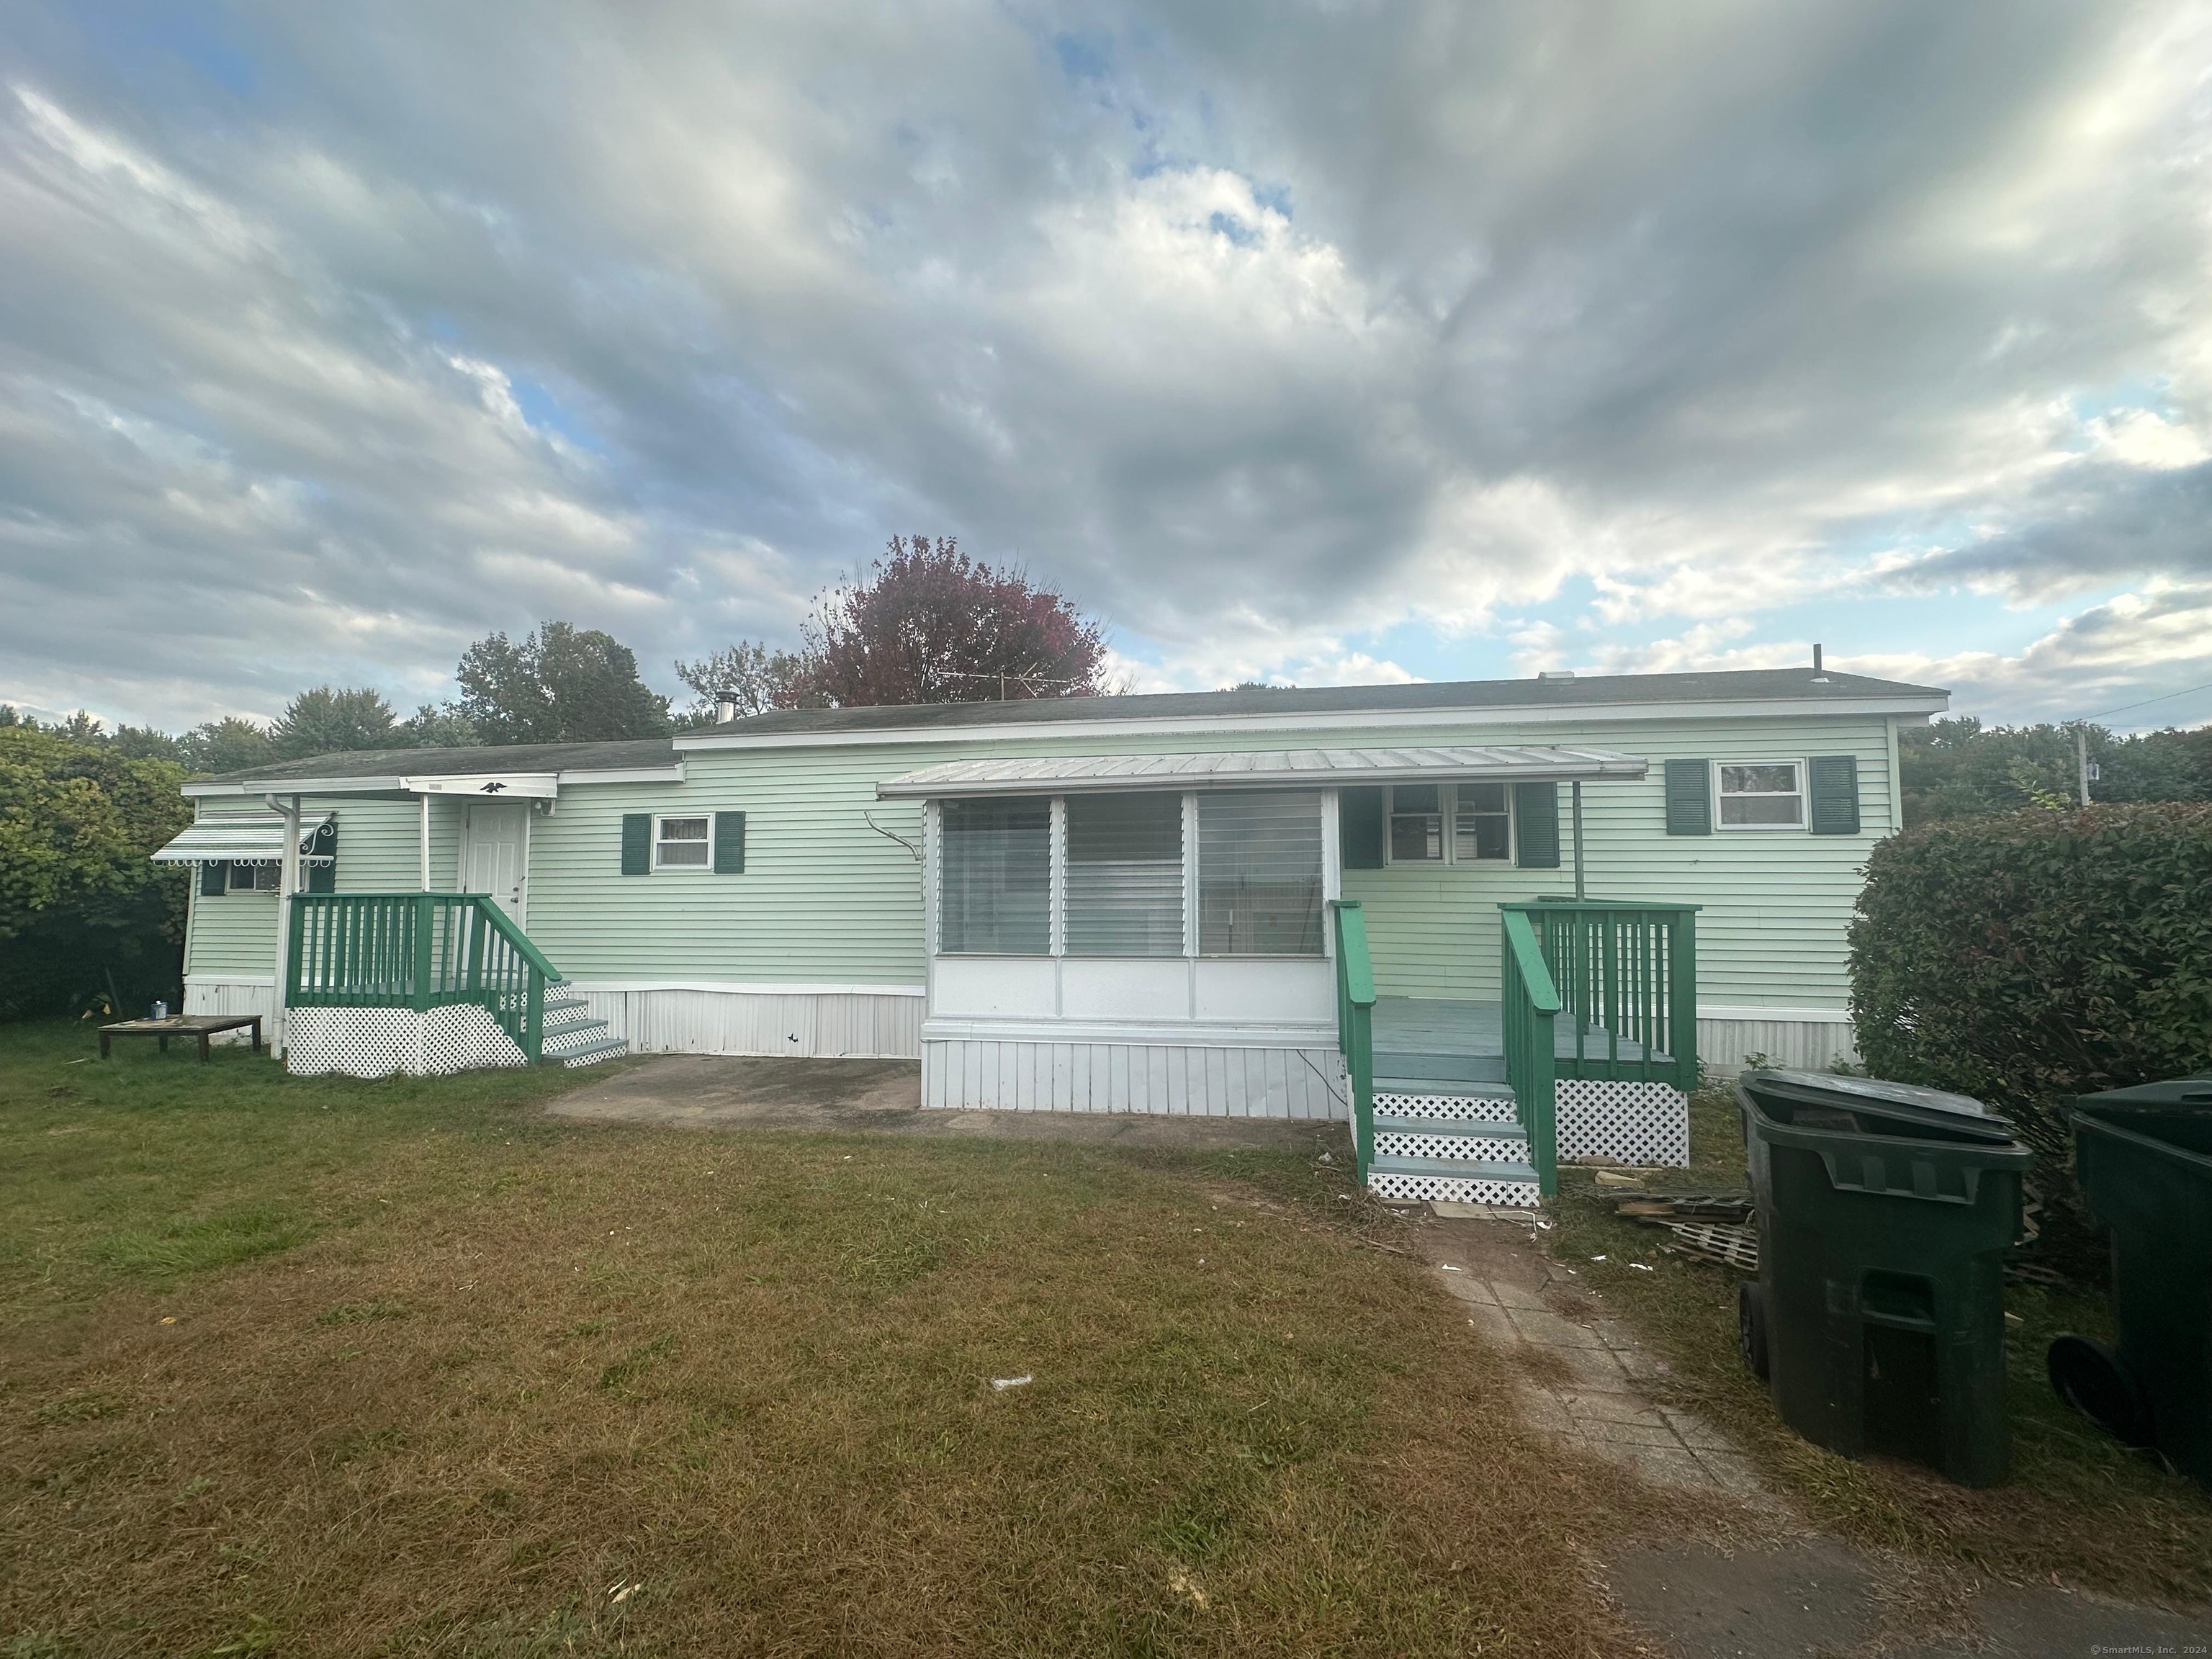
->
[1811, 644, 1828, 683]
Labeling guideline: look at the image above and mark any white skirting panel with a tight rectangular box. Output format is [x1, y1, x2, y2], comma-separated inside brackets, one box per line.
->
[923, 1039, 1347, 1118]
[183, 976, 276, 1044]
[1698, 1016, 1857, 1075]
[567, 986, 924, 1060]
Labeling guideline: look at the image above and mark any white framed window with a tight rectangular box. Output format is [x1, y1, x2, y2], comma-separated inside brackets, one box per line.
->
[1065, 791, 1184, 956]
[226, 862, 280, 892]
[1198, 791, 1324, 956]
[1388, 783, 1444, 862]
[1452, 782, 1513, 861]
[654, 814, 712, 868]
[940, 798, 1051, 954]
[1716, 761, 1805, 829]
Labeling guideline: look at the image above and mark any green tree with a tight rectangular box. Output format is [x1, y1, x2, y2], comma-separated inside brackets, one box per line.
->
[1901, 717, 2212, 824]
[179, 717, 279, 777]
[399, 702, 481, 747]
[0, 724, 192, 1018]
[671, 642, 809, 727]
[454, 622, 671, 744]
[271, 686, 398, 758]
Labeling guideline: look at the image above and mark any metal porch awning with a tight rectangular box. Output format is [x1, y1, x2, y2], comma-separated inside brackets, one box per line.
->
[151, 812, 336, 866]
[876, 745, 1649, 798]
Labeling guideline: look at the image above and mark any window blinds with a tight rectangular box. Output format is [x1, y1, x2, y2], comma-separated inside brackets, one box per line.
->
[1197, 791, 1323, 956]
[940, 798, 1051, 953]
[1065, 792, 1184, 956]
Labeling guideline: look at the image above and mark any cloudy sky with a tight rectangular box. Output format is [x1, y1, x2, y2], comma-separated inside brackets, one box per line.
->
[4, 1, 2212, 734]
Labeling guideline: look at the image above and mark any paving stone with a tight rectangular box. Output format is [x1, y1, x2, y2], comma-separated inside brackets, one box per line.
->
[1572, 1416, 1686, 1449]
[1555, 1388, 1668, 1428]
[1506, 1307, 1609, 1348]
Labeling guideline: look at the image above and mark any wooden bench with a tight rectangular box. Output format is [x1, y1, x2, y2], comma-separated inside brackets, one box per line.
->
[99, 1015, 264, 1061]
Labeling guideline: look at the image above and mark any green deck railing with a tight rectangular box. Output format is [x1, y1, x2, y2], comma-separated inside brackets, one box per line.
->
[1328, 899, 1377, 1182]
[1500, 909, 1564, 1196]
[1503, 900, 1700, 1093]
[287, 893, 560, 1062]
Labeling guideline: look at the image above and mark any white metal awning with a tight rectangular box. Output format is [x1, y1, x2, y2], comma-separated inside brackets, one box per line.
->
[876, 745, 1649, 798]
[151, 812, 335, 866]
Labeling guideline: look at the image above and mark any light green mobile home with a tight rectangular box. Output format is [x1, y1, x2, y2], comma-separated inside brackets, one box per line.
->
[163, 665, 1947, 1205]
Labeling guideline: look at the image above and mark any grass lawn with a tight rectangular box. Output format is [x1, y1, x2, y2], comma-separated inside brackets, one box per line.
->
[0, 1022, 1658, 1658]
[1550, 1086, 2212, 1611]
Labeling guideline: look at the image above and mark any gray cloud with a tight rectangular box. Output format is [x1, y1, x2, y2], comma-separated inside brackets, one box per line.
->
[3, 1, 2211, 726]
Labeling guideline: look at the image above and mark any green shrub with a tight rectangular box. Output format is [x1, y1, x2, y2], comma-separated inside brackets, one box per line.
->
[1850, 804, 2212, 1166]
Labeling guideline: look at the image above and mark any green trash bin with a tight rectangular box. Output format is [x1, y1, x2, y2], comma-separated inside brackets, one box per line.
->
[1737, 1070, 2033, 1488]
[2051, 1077, 2212, 1488]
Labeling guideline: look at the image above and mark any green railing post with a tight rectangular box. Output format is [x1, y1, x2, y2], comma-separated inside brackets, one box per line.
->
[523, 967, 544, 1064]
[1328, 899, 1376, 1181]
[1668, 912, 1699, 1092]
[286, 895, 307, 1006]
[410, 893, 434, 1013]
[1500, 909, 1563, 1197]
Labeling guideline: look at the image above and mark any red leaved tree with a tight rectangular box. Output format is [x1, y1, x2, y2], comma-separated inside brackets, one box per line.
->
[675, 536, 1114, 717]
[805, 536, 1110, 706]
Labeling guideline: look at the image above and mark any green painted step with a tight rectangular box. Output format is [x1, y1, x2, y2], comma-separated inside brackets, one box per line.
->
[1372, 1115, 1527, 1142]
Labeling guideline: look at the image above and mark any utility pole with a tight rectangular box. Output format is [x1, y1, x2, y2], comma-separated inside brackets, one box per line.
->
[2075, 725, 2091, 807]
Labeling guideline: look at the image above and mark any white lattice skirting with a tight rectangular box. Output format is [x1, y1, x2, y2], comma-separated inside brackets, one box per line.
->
[1371, 1092, 1514, 1122]
[1374, 1130, 1527, 1162]
[287, 1004, 528, 1079]
[1556, 1079, 1689, 1167]
[1368, 1170, 1542, 1208]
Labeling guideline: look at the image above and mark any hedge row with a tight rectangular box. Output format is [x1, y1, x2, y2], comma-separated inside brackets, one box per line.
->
[1849, 803, 2212, 1164]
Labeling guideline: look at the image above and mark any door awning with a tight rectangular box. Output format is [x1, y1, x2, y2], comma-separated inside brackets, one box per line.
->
[151, 812, 336, 866]
[876, 745, 1649, 798]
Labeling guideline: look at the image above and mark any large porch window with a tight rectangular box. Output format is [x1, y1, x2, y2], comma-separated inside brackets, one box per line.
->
[940, 798, 1051, 953]
[1066, 792, 1184, 956]
[1197, 791, 1324, 956]
[935, 787, 1326, 958]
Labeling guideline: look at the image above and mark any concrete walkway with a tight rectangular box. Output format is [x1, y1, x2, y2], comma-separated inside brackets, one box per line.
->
[548, 1055, 1338, 1151]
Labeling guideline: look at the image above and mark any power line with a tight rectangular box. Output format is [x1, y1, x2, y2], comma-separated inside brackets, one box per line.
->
[2080, 678, 2212, 722]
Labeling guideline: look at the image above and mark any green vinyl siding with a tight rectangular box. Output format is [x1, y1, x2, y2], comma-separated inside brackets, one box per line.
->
[181, 706, 1903, 1013]
[1337, 714, 1897, 1008]
[183, 794, 466, 978]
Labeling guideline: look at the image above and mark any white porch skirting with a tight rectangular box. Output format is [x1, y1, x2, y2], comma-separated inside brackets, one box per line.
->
[287, 1004, 527, 1079]
[564, 984, 924, 1060]
[924, 1038, 1348, 1118]
[1696, 1010, 1857, 1074]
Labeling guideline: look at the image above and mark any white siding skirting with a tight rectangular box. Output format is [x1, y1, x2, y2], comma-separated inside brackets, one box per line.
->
[566, 984, 924, 1060]
[924, 1039, 1348, 1118]
[1697, 1012, 1857, 1075]
[182, 976, 276, 1043]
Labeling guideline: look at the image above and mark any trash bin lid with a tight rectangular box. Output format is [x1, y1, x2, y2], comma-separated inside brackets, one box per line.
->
[2071, 1077, 2212, 1112]
[1741, 1069, 2020, 1141]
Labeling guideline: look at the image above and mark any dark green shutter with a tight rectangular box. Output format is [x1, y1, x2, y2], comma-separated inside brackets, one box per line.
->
[1513, 781, 1560, 868]
[305, 821, 338, 893]
[714, 811, 746, 873]
[1664, 760, 1712, 835]
[1808, 755, 1861, 835]
[621, 813, 652, 876]
[201, 860, 228, 896]
[1339, 787, 1385, 869]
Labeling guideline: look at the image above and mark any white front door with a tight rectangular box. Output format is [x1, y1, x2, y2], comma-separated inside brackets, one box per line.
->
[462, 803, 529, 926]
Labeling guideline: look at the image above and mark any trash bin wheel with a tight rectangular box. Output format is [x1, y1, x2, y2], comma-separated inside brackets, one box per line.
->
[2047, 1335, 2152, 1447]
[1738, 1281, 1770, 1381]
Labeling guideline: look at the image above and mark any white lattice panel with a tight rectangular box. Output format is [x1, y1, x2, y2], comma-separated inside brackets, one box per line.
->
[425, 1004, 527, 1072]
[1556, 1079, 1689, 1167]
[287, 1008, 421, 1078]
[1374, 1092, 1518, 1124]
[1375, 1131, 1527, 1162]
[287, 1006, 529, 1078]
[1369, 1170, 1541, 1208]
